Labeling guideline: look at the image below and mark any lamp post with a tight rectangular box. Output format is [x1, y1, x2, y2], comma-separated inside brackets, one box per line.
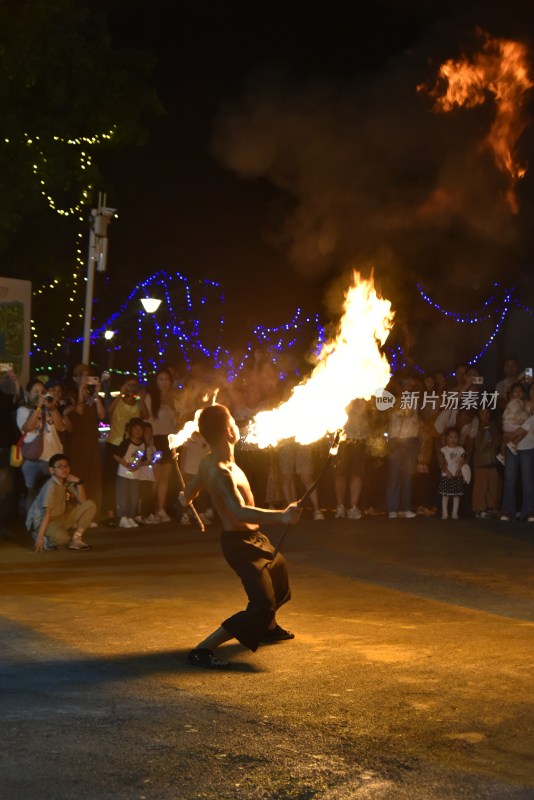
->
[81, 193, 118, 364]
[103, 329, 115, 371]
[138, 296, 162, 380]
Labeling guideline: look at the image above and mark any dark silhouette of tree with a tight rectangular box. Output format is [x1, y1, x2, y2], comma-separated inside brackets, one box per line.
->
[0, 0, 161, 245]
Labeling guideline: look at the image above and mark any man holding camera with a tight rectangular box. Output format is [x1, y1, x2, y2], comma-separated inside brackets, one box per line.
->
[16, 380, 66, 511]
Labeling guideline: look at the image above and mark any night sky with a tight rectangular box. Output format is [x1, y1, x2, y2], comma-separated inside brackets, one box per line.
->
[98, 0, 434, 327]
[8, 0, 534, 370]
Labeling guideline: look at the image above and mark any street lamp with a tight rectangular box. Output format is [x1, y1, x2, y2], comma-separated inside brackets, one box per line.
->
[103, 329, 117, 371]
[140, 297, 162, 313]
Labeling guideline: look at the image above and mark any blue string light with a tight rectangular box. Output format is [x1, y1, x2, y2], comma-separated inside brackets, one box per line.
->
[416, 283, 498, 323]
[56, 270, 531, 381]
[418, 281, 534, 321]
[513, 299, 534, 316]
[66, 269, 325, 382]
[466, 290, 513, 365]
[406, 283, 518, 372]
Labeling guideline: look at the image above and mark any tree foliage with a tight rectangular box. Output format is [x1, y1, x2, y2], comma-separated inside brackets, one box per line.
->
[0, 0, 161, 245]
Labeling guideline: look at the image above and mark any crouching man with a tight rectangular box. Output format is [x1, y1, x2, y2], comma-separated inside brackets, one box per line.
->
[180, 404, 301, 668]
[27, 453, 96, 553]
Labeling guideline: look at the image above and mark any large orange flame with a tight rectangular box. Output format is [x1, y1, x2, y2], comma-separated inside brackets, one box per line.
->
[168, 412, 202, 450]
[427, 33, 533, 212]
[245, 271, 393, 448]
[168, 390, 219, 449]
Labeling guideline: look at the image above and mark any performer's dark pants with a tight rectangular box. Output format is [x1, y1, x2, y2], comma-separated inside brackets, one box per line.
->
[220, 529, 291, 652]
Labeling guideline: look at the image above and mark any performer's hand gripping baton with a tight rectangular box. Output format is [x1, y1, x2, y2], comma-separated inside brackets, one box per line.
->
[269, 430, 343, 563]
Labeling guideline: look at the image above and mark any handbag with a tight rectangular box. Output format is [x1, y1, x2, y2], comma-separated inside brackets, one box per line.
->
[20, 429, 45, 461]
[10, 440, 24, 467]
[461, 463, 472, 485]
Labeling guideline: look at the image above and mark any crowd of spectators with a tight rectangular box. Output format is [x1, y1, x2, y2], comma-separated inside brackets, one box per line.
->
[1, 353, 533, 551]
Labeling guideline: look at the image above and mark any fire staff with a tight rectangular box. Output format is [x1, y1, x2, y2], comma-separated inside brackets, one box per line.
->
[179, 403, 301, 669]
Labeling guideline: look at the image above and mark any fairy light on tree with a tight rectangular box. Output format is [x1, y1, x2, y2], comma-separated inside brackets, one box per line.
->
[22, 128, 118, 364]
[0, 0, 161, 369]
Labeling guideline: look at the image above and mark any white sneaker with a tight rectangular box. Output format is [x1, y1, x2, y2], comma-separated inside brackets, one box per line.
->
[180, 513, 191, 526]
[347, 506, 362, 520]
[442, 513, 449, 520]
[134, 515, 145, 525]
[388, 512, 398, 519]
[313, 510, 325, 521]
[335, 504, 346, 519]
[119, 517, 133, 528]
[451, 513, 459, 520]
[402, 510, 417, 519]
[156, 509, 171, 523]
[128, 517, 139, 528]
[199, 512, 212, 526]
[143, 514, 158, 525]
[67, 537, 92, 550]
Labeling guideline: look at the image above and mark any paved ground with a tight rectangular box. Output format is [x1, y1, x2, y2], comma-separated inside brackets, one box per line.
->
[1, 512, 534, 800]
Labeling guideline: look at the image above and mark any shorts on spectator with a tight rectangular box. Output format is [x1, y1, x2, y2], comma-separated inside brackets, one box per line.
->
[333, 440, 368, 477]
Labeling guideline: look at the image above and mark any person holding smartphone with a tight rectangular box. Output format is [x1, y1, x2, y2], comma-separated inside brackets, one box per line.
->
[16, 380, 66, 512]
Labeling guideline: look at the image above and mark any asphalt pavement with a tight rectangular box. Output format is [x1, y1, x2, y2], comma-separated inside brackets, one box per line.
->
[1, 511, 534, 800]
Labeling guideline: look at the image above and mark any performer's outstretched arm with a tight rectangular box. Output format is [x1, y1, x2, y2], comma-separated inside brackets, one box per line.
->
[214, 469, 301, 526]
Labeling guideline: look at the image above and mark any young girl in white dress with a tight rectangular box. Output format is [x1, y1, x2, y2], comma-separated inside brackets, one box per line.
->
[438, 427, 466, 520]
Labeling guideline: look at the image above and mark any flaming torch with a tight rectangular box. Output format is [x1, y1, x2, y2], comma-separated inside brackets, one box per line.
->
[424, 32, 533, 212]
[168, 411, 207, 533]
[168, 393, 219, 533]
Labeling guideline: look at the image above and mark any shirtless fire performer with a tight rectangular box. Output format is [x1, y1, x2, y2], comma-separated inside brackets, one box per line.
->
[179, 403, 302, 668]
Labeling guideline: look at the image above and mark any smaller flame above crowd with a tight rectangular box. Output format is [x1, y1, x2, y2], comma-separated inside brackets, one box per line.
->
[425, 32, 533, 213]
[245, 271, 393, 448]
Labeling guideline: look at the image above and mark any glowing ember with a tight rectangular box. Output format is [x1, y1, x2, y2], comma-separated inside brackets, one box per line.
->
[426, 33, 533, 212]
[246, 271, 393, 448]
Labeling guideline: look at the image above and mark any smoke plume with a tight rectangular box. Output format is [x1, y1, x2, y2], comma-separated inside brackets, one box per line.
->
[212, 27, 533, 305]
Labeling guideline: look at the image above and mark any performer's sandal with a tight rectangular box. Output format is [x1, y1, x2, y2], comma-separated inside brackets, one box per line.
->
[260, 625, 295, 643]
[186, 648, 230, 669]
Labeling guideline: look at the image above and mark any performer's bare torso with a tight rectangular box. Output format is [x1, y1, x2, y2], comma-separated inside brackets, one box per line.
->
[198, 453, 259, 532]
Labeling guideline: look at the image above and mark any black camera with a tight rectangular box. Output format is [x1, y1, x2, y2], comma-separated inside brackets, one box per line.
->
[86, 376, 98, 395]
